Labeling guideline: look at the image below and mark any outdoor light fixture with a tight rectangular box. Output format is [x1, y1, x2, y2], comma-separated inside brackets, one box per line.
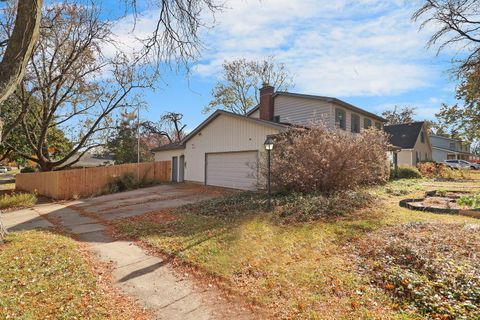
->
[264, 137, 274, 210]
[264, 137, 274, 151]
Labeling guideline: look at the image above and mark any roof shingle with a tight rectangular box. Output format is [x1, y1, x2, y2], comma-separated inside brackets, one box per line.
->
[383, 122, 424, 149]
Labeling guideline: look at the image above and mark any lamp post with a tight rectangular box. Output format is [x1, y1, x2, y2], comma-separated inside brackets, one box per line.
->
[264, 137, 274, 210]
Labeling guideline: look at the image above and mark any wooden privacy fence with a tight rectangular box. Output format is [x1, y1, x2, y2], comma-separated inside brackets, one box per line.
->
[16, 161, 171, 200]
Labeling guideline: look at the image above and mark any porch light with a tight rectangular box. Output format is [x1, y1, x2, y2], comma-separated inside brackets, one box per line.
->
[264, 137, 274, 210]
[264, 137, 274, 151]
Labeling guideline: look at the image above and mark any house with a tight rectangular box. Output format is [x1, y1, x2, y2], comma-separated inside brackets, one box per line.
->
[383, 122, 432, 167]
[430, 135, 479, 163]
[153, 84, 386, 190]
[65, 153, 115, 168]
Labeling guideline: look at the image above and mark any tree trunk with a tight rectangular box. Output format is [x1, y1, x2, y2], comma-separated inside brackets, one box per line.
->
[0, 0, 43, 106]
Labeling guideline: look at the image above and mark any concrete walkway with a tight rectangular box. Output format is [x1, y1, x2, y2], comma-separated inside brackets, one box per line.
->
[1, 185, 253, 320]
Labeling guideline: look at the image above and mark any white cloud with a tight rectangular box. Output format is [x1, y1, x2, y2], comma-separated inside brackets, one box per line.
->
[195, 0, 443, 97]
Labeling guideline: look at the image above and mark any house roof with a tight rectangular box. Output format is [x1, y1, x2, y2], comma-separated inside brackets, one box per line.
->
[384, 122, 425, 149]
[151, 110, 288, 152]
[150, 142, 185, 152]
[65, 153, 115, 167]
[246, 91, 386, 122]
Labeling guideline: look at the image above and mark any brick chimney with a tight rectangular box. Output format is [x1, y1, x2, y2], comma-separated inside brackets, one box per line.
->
[259, 83, 274, 121]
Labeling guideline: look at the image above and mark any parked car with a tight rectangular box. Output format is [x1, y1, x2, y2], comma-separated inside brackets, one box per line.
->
[0, 166, 7, 173]
[444, 159, 478, 170]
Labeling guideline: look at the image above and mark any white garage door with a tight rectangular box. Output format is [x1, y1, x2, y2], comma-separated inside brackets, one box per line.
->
[206, 151, 258, 190]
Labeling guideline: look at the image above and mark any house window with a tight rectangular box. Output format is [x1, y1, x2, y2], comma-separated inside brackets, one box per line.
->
[375, 122, 382, 130]
[420, 131, 425, 143]
[273, 115, 281, 123]
[351, 114, 360, 133]
[364, 118, 372, 129]
[335, 108, 346, 130]
[449, 142, 455, 150]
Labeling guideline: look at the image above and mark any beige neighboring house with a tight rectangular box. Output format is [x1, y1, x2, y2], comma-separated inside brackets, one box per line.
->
[384, 122, 432, 167]
[153, 84, 386, 190]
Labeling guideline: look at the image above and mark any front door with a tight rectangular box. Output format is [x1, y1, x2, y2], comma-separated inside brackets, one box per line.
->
[179, 155, 185, 182]
[172, 156, 178, 182]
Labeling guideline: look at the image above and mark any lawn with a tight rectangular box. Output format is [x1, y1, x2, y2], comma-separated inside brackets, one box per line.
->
[0, 230, 149, 320]
[0, 192, 37, 210]
[114, 179, 480, 319]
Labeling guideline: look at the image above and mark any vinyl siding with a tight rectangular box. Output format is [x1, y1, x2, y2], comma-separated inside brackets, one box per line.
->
[412, 125, 432, 165]
[432, 148, 450, 162]
[184, 114, 282, 183]
[274, 95, 333, 128]
[274, 95, 381, 133]
[249, 109, 260, 118]
[397, 150, 414, 166]
[154, 149, 184, 162]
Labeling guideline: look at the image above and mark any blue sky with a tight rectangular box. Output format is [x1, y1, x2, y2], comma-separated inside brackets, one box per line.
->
[105, 0, 462, 129]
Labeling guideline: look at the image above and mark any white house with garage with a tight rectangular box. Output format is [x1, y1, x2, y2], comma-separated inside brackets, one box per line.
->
[152, 84, 386, 190]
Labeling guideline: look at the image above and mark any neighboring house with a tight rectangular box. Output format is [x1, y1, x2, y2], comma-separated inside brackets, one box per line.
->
[153, 84, 386, 190]
[65, 153, 115, 168]
[384, 122, 432, 167]
[430, 135, 479, 163]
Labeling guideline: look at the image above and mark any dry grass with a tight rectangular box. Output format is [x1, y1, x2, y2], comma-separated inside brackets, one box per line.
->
[0, 230, 150, 320]
[113, 178, 480, 319]
[0, 192, 37, 210]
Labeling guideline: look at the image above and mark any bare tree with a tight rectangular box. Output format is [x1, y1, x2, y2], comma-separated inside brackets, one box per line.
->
[382, 106, 416, 125]
[2, 3, 150, 171]
[0, 0, 221, 132]
[204, 57, 294, 115]
[0, 0, 42, 105]
[412, 0, 480, 73]
[143, 112, 186, 144]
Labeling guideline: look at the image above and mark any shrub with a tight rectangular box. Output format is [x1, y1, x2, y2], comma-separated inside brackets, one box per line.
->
[101, 172, 158, 195]
[458, 193, 480, 208]
[265, 126, 389, 194]
[102, 172, 137, 194]
[20, 167, 36, 173]
[392, 166, 421, 179]
[0, 192, 37, 210]
[181, 190, 374, 222]
[416, 161, 441, 178]
[276, 190, 373, 223]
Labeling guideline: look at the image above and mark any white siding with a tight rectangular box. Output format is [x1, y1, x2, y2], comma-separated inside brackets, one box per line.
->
[184, 114, 281, 184]
[397, 150, 414, 166]
[274, 95, 381, 133]
[154, 149, 184, 162]
[432, 148, 450, 163]
[412, 125, 432, 165]
[249, 109, 260, 118]
[274, 95, 333, 128]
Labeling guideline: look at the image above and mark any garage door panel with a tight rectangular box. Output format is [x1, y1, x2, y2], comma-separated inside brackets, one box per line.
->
[206, 152, 258, 190]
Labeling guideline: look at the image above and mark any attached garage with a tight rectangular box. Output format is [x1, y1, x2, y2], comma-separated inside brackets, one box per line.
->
[152, 110, 287, 190]
[205, 151, 258, 190]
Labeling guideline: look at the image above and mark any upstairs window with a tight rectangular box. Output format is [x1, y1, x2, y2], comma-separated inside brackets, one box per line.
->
[335, 108, 346, 130]
[375, 122, 382, 130]
[351, 114, 360, 133]
[274, 115, 281, 123]
[421, 131, 425, 143]
[364, 118, 372, 129]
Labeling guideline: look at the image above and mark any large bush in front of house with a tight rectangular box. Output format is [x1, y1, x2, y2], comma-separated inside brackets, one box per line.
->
[267, 126, 389, 194]
[393, 166, 422, 179]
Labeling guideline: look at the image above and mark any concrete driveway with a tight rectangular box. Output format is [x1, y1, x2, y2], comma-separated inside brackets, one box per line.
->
[1, 184, 253, 320]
